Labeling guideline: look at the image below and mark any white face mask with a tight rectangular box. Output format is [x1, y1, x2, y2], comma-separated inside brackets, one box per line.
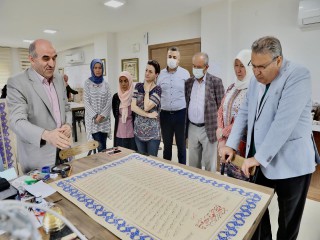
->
[193, 68, 204, 79]
[167, 58, 178, 69]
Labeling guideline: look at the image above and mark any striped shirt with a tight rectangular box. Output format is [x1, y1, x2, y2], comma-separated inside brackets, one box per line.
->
[84, 79, 112, 139]
[188, 74, 207, 124]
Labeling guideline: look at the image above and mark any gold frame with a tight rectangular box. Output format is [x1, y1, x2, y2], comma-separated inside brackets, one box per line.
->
[121, 58, 139, 82]
[101, 59, 106, 76]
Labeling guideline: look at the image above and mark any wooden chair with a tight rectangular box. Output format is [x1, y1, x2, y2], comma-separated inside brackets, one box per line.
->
[74, 110, 85, 132]
[59, 140, 99, 161]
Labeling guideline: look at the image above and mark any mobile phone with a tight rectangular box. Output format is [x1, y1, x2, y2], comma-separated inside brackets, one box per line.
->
[106, 149, 122, 155]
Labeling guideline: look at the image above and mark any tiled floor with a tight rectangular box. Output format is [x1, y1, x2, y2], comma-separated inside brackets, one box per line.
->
[74, 125, 320, 239]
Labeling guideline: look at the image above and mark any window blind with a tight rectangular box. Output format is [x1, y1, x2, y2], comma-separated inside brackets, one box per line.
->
[0, 47, 11, 90]
[18, 48, 30, 71]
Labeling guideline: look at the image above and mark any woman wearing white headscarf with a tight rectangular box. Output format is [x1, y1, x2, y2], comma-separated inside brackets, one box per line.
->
[217, 49, 253, 158]
[112, 71, 136, 150]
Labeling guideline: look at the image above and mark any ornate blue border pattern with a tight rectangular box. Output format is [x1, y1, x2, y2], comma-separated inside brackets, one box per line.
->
[54, 153, 264, 240]
[0, 101, 14, 169]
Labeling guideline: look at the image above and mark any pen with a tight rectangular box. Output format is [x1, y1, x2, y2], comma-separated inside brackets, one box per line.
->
[32, 209, 41, 224]
[53, 199, 63, 204]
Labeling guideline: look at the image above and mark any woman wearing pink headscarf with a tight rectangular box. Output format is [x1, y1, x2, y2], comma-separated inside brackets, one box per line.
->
[112, 71, 136, 150]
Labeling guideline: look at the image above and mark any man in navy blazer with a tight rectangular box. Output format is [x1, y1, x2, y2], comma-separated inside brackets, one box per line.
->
[220, 36, 320, 240]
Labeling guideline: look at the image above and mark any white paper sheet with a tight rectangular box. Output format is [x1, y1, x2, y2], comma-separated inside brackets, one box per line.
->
[25, 180, 56, 198]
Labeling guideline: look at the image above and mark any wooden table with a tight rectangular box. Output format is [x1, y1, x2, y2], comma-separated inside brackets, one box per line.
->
[43, 148, 274, 240]
[70, 102, 85, 142]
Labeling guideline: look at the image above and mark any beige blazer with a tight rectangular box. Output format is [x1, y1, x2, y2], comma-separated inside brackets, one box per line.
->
[7, 68, 67, 173]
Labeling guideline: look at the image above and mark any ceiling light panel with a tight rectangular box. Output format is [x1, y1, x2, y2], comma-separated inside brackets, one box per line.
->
[43, 29, 57, 34]
[104, 0, 125, 8]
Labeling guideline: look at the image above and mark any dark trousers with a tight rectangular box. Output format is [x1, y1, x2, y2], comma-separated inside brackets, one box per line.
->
[92, 132, 107, 152]
[135, 137, 160, 157]
[115, 137, 136, 151]
[252, 170, 312, 240]
[160, 108, 186, 164]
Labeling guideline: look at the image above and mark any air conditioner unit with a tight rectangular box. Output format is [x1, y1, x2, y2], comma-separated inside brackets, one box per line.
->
[298, 0, 320, 27]
[65, 52, 84, 64]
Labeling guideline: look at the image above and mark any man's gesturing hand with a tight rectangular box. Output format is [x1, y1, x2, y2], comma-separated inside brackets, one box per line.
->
[42, 129, 72, 149]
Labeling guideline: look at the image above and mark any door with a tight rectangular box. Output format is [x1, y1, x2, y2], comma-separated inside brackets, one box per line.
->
[148, 38, 201, 75]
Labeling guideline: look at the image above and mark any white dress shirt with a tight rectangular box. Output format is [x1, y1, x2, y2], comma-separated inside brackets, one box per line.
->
[188, 74, 206, 124]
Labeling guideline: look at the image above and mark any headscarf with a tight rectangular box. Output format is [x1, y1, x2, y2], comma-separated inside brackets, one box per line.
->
[118, 71, 134, 123]
[234, 49, 253, 90]
[89, 59, 104, 84]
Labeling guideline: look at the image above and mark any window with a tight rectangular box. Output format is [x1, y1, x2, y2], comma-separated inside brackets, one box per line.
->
[18, 48, 30, 71]
[0, 47, 11, 90]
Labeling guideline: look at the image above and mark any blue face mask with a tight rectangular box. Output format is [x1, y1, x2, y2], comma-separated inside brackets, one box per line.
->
[193, 68, 204, 79]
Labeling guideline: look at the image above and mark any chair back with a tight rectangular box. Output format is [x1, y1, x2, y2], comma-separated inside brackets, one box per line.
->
[59, 140, 99, 160]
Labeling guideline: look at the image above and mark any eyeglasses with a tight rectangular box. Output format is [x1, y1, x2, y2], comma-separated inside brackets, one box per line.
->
[248, 56, 279, 71]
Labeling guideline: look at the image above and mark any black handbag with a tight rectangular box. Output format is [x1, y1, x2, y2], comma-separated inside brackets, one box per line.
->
[0, 177, 10, 191]
[220, 155, 258, 182]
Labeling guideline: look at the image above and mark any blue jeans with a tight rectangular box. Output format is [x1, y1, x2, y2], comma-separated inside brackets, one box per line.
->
[134, 136, 160, 157]
[92, 132, 107, 152]
[160, 108, 186, 164]
[115, 137, 137, 151]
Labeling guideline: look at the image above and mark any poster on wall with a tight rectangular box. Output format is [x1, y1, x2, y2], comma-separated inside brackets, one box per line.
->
[121, 58, 139, 82]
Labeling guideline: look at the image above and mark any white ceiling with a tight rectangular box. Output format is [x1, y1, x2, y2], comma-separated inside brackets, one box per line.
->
[0, 0, 217, 50]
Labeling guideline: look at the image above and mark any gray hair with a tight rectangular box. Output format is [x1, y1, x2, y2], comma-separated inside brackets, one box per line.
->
[251, 36, 283, 58]
[29, 41, 37, 58]
[192, 52, 209, 66]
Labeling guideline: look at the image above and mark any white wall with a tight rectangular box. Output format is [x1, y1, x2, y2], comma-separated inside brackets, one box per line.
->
[57, 0, 320, 101]
[56, 44, 94, 88]
[201, 0, 231, 80]
[116, 10, 201, 84]
[232, 0, 320, 101]
[201, 0, 320, 101]
[57, 10, 201, 94]
[105, 33, 118, 93]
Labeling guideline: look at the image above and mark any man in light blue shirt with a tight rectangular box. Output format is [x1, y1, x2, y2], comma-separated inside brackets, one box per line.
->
[157, 47, 190, 164]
